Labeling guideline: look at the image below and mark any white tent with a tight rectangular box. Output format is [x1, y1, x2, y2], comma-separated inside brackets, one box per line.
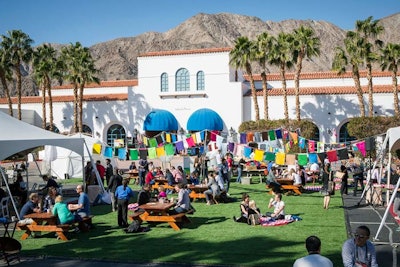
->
[40, 133, 107, 179]
[374, 126, 400, 240]
[0, 111, 85, 219]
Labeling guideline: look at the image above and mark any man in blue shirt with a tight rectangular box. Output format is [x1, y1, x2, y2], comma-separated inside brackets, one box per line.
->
[68, 185, 90, 218]
[19, 193, 41, 223]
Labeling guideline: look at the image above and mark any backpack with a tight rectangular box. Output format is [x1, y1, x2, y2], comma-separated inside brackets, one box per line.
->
[125, 220, 141, 233]
[247, 214, 261, 225]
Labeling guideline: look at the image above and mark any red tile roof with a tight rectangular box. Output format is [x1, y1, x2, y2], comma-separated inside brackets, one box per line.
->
[0, 94, 128, 104]
[245, 84, 398, 97]
[139, 47, 232, 57]
[52, 80, 138, 90]
[245, 70, 393, 81]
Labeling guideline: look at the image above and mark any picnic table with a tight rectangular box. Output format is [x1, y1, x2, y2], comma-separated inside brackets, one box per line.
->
[266, 178, 302, 195]
[187, 185, 208, 201]
[18, 212, 69, 241]
[130, 202, 191, 231]
[243, 167, 267, 184]
[124, 170, 139, 184]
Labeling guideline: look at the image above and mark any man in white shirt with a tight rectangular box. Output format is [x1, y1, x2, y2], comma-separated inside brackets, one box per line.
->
[293, 235, 333, 267]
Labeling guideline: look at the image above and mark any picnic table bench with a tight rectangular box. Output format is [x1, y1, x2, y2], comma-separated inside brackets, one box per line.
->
[17, 213, 94, 241]
[266, 178, 302, 195]
[129, 202, 192, 231]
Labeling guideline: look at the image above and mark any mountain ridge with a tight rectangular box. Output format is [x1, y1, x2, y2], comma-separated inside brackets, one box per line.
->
[5, 12, 400, 96]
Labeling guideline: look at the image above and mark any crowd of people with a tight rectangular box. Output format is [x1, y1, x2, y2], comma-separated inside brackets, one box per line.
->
[2, 153, 388, 265]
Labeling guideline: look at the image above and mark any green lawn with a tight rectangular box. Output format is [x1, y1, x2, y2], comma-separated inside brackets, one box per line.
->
[16, 181, 346, 266]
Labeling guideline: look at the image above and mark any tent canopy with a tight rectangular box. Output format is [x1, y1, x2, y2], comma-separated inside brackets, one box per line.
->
[0, 111, 84, 160]
[187, 108, 223, 131]
[143, 109, 178, 131]
[388, 126, 400, 151]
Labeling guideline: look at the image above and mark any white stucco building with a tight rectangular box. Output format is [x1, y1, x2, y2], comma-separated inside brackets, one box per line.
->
[0, 47, 398, 148]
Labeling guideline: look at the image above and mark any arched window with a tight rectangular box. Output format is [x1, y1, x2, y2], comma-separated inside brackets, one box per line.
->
[161, 72, 168, 92]
[175, 68, 190, 91]
[196, 71, 205, 91]
[46, 124, 60, 133]
[107, 124, 126, 147]
[339, 122, 356, 144]
[82, 124, 92, 135]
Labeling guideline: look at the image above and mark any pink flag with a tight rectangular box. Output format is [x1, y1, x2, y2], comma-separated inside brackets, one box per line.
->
[355, 141, 367, 157]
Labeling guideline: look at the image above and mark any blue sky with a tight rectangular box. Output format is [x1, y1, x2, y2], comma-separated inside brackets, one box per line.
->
[1, 0, 399, 47]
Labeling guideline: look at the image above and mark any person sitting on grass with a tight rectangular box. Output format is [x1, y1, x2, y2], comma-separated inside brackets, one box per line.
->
[266, 193, 285, 220]
[248, 200, 262, 217]
[233, 193, 253, 223]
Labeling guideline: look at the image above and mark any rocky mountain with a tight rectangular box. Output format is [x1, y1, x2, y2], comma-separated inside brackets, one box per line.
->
[6, 12, 400, 96]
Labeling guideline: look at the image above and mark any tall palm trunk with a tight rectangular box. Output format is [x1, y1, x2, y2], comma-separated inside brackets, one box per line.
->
[73, 85, 79, 133]
[246, 64, 260, 121]
[391, 65, 400, 116]
[0, 70, 13, 116]
[280, 63, 289, 120]
[366, 63, 374, 117]
[41, 83, 46, 129]
[78, 83, 85, 132]
[351, 68, 366, 117]
[261, 72, 269, 120]
[15, 62, 22, 120]
[294, 53, 304, 121]
[46, 75, 53, 131]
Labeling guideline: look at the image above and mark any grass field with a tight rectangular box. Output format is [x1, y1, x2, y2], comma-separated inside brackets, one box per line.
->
[15, 180, 346, 266]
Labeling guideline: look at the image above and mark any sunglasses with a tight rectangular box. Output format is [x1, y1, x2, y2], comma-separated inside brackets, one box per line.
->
[354, 233, 368, 239]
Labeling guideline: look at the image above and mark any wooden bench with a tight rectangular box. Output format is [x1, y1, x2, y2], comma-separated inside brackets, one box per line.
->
[17, 215, 94, 241]
[129, 209, 193, 231]
[266, 185, 302, 195]
[282, 185, 302, 195]
[17, 223, 70, 241]
[152, 184, 174, 191]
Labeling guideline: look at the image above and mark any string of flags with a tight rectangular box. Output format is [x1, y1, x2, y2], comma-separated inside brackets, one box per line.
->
[91, 127, 377, 166]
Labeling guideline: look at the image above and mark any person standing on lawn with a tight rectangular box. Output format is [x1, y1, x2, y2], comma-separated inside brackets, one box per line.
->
[108, 168, 123, 212]
[115, 178, 135, 228]
[293, 235, 333, 267]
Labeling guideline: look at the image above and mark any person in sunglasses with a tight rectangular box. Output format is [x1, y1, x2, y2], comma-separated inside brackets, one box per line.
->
[342, 225, 378, 267]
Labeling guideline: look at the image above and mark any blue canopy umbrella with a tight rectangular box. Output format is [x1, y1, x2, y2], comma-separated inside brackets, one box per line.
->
[187, 108, 223, 131]
[143, 109, 178, 131]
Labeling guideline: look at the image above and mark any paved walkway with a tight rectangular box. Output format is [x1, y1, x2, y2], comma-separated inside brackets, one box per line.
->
[342, 191, 400, 267]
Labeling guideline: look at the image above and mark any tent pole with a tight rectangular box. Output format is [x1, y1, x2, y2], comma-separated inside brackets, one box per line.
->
[0, 166, 20, 220]
[373, 133, 393, 240]
[84, 140, 105, 193]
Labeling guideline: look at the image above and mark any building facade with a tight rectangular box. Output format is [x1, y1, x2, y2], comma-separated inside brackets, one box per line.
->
[0, 47, 398, 147]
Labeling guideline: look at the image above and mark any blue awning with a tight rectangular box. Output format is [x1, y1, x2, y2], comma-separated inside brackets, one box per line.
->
[187, 108, 223, 131]
[143, 109, 178, 131]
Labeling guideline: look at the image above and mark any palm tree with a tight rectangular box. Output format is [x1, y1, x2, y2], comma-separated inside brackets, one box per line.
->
[33, 44, 58, 130]
[380, 43, 400, 116]
[60, 42, 99, 132]
[1, 30, 33, 120]
[77, 49, 99, 132]
[332, 32, 366, 117]
[355, 16, 384, 117]
[255, 32, 275, 120]
[0, 47, 13, 116]
[292, 26, 321, 121]
[230, 36, 259, 121]
[269, 32, 294, 120]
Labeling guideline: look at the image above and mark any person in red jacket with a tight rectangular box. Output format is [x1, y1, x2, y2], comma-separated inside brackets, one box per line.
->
[145, 168, 155, 185]
[96, 160, 106, 186]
